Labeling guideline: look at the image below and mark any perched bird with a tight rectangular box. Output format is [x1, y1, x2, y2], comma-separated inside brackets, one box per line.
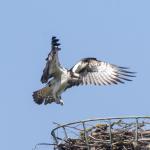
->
[33, 36, 136, 105]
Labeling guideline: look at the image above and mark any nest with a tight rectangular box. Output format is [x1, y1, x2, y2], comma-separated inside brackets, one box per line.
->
[51, 117, 150, 150]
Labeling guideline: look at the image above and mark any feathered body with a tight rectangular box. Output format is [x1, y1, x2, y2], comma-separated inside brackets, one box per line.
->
[33, 37, 136, 105]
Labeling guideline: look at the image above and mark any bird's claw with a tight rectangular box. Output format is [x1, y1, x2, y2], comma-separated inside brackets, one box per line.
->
[55, 99, 64, 106]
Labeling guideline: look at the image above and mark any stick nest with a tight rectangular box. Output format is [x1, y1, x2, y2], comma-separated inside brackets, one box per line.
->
[55, 121, 150, 150]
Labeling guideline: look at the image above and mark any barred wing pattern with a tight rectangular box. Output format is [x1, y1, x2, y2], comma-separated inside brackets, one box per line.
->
[71, 58, 135, 86]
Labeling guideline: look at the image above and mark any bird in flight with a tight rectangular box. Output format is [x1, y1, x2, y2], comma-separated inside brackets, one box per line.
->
[33, 36, 135, 105]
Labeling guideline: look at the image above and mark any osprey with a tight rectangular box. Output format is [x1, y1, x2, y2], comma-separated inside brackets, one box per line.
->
[33, 36, 135, 105]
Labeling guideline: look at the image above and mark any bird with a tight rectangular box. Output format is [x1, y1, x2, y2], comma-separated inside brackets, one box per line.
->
[33, 36, 136, 105]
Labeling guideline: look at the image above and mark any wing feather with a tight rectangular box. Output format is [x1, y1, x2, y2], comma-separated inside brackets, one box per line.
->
[41, 36, 61, 83]
[96, 75, 103, 85]
[70, 58, 135, 87]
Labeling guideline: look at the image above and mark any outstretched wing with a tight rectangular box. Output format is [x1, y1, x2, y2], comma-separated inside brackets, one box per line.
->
[41, 36, 61, 83]
[67, 58, 136, 89]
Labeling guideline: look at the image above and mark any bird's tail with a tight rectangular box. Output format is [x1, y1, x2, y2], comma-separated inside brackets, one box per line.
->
[32, 86, 52, 105]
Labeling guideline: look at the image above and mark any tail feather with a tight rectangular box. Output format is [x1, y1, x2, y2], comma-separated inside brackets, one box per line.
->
[32, 86, 51, 105]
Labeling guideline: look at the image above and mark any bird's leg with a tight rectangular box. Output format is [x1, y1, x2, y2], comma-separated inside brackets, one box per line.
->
[59, 99, 64, 105]
[55, 96, 64, 106]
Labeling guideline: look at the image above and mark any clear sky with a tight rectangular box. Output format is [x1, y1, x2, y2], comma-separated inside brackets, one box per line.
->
[0, 0, 150, 149]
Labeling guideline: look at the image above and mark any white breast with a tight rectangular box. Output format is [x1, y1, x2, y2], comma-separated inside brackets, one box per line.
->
[52, 69, 70, 98]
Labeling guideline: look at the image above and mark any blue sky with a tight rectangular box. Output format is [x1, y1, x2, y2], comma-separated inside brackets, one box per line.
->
[0, 0, 150, 149]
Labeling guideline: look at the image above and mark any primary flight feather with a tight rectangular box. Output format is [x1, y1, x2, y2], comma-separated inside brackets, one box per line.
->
[33, 36, 136, 105]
